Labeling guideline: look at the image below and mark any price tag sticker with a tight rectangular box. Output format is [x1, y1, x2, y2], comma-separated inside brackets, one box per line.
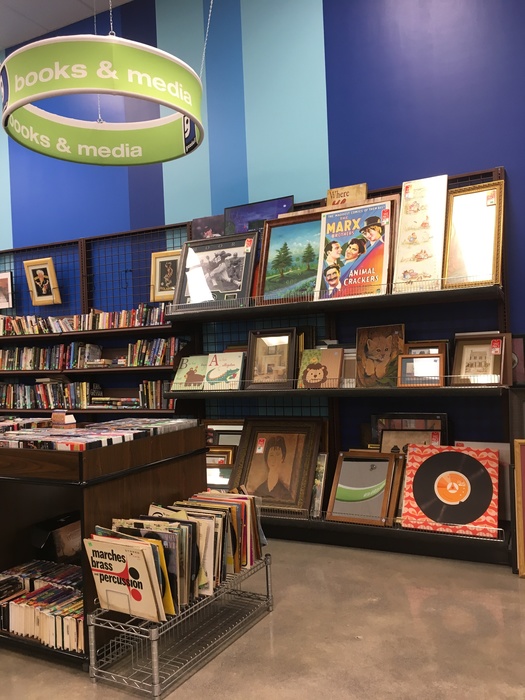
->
[256, 437, 266, 454]
[491, 338, 502, 355]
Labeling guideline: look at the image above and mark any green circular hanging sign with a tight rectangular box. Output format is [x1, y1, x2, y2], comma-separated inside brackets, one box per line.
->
[0, 35, 204, 166]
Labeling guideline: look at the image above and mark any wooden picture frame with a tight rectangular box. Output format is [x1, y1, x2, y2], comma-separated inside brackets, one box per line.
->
[173, 232, 257, 306]
[228, 418, 322, 510]
[150, 249, 181, 302]
[256, 211, 324, 302]
[202, 419, 244, 446]
[405, 340, 448, 357]
[23, 257, 61, 306]
[206, 446, 236, 465]
[451, 336, 504, 386]
[326, 450, 396, 526]
[355, 323, 405, 388]
[310, 452, 328, 518]
[397, 353, 445, 387]
[514, 440, 525, 576]
[380, 428, 442, 454]
[443, 180, 504, 289]
[371, 412, 448, 445]
[245, 327, 297, 389]
[0, 271, 13, 309]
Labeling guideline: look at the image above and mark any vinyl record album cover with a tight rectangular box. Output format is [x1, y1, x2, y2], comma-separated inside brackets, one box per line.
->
[401, 444, 499, 538]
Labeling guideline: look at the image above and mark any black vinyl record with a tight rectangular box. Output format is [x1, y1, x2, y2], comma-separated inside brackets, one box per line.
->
[412, 451, 493, 525]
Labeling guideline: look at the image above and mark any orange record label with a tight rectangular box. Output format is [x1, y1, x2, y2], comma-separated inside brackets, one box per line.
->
[434, 471, 471, 505]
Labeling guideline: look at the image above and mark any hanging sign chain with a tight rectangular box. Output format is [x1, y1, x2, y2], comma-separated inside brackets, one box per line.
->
[108, 0, 115, 36]
[199, 0, 215, 80]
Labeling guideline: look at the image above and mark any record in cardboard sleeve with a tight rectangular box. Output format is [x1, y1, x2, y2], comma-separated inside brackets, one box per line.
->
[412, 451, 493, 524]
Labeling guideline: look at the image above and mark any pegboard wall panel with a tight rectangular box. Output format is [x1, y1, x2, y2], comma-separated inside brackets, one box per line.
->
[205, 394, 329, 419]
[0, 242, 81, 316]
[202, 313, 328, 354]
[85, 224, 188, 312]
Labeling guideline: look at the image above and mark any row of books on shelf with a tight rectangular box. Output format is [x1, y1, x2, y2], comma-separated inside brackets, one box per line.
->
[0, 303, 170, 336]
[0, 418, 197, 450]
[0, 379, 176, 411]
[84, 492, 265, 622]
[0, 336, 179, 372]
[0, 561, 83, 653]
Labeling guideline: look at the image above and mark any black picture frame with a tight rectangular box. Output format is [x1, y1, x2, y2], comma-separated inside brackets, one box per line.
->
[173, 231, 258, 307]
[245, 327, 297, 390]
[224, 195, 294, 235]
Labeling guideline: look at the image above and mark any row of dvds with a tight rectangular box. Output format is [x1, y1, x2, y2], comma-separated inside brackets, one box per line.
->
[0, 418, 197, 450]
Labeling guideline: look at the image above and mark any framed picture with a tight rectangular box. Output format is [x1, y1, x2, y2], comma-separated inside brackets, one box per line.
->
[405, 340, 448, 357]
[355, 324, 405, 388]
[212, 430, 243, 447]
[512, 335, 525, 385]
[150, 249, 181, 302]
[256, 211, 324, 302]
[202, 419, 244, 446]
[397, 354, 445, 387]
[190, 214, 225, 240]
[310, 453, 328, 518]
[326, 450, 396, 526]
[0, 271, 13, 309]
[23, 257, 61, 306]
[451, 336, 504, 385]
[228, 418, 322, 510]
[245, 328, 297, 389]
[206, 446, 236, 465]
[442, 181, 504, 289]
[371, 412, 448, 445]
[315, 195, 398, 300]
[514, 440, 525, 576]
[391, 174, 448, 293]
[224, 195, 294, 235]
[173, 232, 258, 306]
[380, 428, 442, 455]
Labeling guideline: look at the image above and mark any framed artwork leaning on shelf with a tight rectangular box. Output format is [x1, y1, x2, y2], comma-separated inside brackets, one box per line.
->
[256, 210, 324, 302]
[228, 418, 322, 510]
[397, 353, 445, 387]
[355, 323, 405, 388]
[245, 327, 297, 390]
[451, 335, 504, 385]
[0, 271, 13, 309]
[326, 450, 396, 526]
[173, 232, 258, 306]
[442, 180, 504, 289]
[23, 257, 61, 306]
[150, 250, 181, 302]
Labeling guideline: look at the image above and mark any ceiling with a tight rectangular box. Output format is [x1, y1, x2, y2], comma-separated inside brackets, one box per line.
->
[0, 0, 133, 52]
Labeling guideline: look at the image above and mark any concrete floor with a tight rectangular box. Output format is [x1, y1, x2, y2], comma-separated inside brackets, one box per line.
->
[1, 538, 525, 699]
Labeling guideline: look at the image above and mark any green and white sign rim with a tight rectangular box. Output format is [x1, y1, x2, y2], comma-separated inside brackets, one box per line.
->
[0, 35, 204, 165]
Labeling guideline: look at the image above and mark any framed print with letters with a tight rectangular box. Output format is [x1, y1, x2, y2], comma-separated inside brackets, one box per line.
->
[174, 232, 257, 307]
[442, 180, 504, 289]
[23, 257, 61, 306]
[150, 249, 181, 302]
[326, 450, 396, 526]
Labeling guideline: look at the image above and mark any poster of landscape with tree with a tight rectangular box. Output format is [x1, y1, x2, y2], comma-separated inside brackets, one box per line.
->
[259, 214, 323, 300]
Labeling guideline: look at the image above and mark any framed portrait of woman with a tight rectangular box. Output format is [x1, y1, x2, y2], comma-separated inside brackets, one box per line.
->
[228, 418, 322, 510]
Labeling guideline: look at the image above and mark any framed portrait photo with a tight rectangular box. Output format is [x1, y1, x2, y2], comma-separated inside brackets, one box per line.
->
[23, 257, 61, 306]
[397, 353, 445, 387]
[150, 249, 181, 302]
[0, 271, 13, 309]
[443, 180, 504, 289]
[451, 336, 504, 386]
[173, 232, 258, 307]
[245, 327, 297, 390]
[228, 418, 322, 510]
[326, 450, 396, 526]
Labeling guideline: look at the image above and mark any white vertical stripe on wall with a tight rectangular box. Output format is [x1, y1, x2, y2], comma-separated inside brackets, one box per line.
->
[240, 0, 329, 203]
[156, 0, 213, 224]
[0, 50, 13, 249]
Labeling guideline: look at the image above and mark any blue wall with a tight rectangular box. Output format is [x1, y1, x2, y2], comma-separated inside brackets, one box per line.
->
[1, 0, 524, 328]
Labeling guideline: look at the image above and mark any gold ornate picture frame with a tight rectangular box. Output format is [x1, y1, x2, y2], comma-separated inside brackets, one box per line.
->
[23, 257, 61, 306]
[150, 249, 181, 302]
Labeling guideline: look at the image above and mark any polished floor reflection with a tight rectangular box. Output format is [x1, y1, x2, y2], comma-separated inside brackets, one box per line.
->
[1, 538, 525, 700]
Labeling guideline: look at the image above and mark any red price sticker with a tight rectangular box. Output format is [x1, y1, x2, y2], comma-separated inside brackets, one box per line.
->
[491, 338, 502, 355]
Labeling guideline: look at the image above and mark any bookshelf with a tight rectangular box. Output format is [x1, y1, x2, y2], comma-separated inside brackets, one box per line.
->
[0, 424, 207, 661]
